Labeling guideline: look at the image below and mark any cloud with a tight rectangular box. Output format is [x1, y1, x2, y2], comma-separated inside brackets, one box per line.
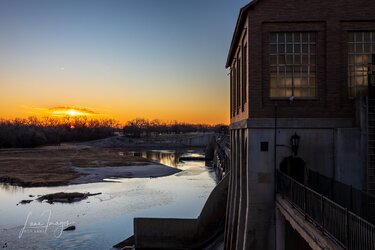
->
[49, 106, 97, 114]
[19, 105, 104, 117]
[47, 106, 102, 117]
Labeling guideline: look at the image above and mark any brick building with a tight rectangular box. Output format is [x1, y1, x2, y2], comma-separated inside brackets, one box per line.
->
[226, 0, 374, 249]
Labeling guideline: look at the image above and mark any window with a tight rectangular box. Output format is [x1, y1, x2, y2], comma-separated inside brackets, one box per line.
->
[242, 44, 247, 111]
[232, 61, 237, 116]
[230, 69, 233, 118]
[270, 32, 317, 98]
[237, 55, 241, 114]
[348, 31, 375, 97]
[231, 40, 246, 117]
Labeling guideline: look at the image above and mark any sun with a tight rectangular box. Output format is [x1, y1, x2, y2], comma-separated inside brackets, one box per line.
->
[49, 107, 97, 117]
[67, 109, 79, 116]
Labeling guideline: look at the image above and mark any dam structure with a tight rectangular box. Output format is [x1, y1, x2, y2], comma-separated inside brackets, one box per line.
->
[121, 1, 375, 249]
[225, 0, 375, 249]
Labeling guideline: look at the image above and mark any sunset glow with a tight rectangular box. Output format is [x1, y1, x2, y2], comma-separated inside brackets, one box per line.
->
[49, 107, 98, 117]
[0, 0, 248, 125]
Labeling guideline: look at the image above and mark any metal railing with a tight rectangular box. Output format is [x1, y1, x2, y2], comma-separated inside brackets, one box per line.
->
[214, 135, 230, 180]
[277, 170, 375, 250]
[308, 169, 375, 225]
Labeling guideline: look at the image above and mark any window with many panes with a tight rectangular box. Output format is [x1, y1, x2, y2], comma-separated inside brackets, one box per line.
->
[232, 62, 237, 116]
[270, 32, 317, 98]
[237, 55, 241, 114]
[348, 31, 375, 97]
[242, 43, 247, 111]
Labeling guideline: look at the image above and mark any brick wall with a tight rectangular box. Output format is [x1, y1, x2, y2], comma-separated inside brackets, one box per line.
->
[229, 0, 375, 122]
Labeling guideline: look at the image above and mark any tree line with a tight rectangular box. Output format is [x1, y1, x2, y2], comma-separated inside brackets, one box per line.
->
[0, 116, 119, 148]
[123, 118, 228, 138]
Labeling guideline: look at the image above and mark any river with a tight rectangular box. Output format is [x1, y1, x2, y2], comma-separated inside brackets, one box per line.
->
[0, 149, 217, 249]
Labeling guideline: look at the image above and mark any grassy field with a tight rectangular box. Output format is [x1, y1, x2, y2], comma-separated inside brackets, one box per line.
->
[0, 146, 150, 187]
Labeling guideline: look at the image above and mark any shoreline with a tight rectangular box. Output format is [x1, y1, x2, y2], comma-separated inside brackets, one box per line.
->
[0, 146, 181, 188]
[0, 164, 181, 188]
[70, 165, 181, 185]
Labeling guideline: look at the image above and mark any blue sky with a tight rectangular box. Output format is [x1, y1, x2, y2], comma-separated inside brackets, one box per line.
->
[0, 0, 249, 124]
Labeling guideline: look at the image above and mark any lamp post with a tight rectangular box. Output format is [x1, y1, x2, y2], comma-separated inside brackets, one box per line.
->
[290, 132, 300, 156]
[276, 132, 300, 157]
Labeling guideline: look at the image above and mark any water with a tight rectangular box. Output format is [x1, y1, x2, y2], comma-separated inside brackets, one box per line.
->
[0, 149, 217, 250]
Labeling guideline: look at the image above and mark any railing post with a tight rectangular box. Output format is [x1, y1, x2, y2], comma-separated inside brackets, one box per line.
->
[372, 225, 374, 250]
[321, 194, 325, 235]
[276, 170, 278, 194]
[346, 208, 350, 250]
[350, 185, 353, 212]
[304, 183, 307, 220]
[291, 180, 294, 208]
[282, 172, 286, 199]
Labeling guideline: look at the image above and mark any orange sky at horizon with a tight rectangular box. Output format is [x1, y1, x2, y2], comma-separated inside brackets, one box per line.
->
[0, 78, 230, 125]
[0, 0, 244, 126]
[0, 102, 230, 125]
[0, 71, 230, 125]
[0, 52, 230, 125]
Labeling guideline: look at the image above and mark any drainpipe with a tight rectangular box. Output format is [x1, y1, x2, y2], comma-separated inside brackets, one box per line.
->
[274, 103, 278, 250]
[274, 103, 278, 199]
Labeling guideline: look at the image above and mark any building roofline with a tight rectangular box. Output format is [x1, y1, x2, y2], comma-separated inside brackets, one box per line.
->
[225, 0, 262, 68]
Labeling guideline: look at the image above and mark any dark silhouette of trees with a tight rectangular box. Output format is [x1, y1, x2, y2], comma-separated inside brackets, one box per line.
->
[123, 118, 228, 138]
[0, 116, 119, 148]
[123, 118, 148, 138]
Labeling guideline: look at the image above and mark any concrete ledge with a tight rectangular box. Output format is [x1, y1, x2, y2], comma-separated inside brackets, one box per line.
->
[133, 174, 229, 249]
[276, 195, 343, 250]
[230, 118, 354, 130]
[134, 218, 198, 249]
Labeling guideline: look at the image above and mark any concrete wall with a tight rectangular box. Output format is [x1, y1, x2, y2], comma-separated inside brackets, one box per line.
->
[276, 129, 334, 177]
[134, 218, 197, 249]
[225, 128, 275, 250]
[179, 133, 216, 147]
[335, 128, 366, 190]
[133, 174, 229, 249]
[276, 127, 365, 189]
[244, 128, 275, 250]
[226, 117, 365, 249]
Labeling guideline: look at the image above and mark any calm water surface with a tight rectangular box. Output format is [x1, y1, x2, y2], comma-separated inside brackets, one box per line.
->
[0, 149, 217, 250]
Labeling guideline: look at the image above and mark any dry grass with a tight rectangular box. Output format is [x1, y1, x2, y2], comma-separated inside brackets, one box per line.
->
[0, 147, 150, 187]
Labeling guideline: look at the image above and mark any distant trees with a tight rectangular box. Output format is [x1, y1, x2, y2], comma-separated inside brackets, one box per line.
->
[0, 116, 229, 147]
[123, 118, 148, 138]
[123, 118, 228, 138]
[0, 116, 119, 148]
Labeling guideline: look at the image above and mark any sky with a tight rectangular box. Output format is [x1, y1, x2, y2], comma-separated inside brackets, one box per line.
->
[0, 0, 249, 125]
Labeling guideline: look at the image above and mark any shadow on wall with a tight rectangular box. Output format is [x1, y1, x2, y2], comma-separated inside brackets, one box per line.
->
[280, 156, 306, 184]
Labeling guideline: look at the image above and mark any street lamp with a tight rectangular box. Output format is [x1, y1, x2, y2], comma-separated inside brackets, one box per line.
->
[276, 132, 300, 156]
[290, 132, 300, 156]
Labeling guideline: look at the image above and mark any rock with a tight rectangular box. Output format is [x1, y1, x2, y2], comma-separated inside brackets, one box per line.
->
[87, 192, 102, 197]
[63, 225, 76, 231]
[37, 192, 102, 204]
[19, 200, 33, 204]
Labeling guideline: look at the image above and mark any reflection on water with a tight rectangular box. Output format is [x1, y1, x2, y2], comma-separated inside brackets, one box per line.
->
[142, 150, 178, 167]
[0, 149, 216, 250]
[128, 149, 205, 168]
[0, 183, 23, 193]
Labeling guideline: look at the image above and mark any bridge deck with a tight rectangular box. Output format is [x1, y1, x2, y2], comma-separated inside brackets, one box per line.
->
[276, 195, 342, 250]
